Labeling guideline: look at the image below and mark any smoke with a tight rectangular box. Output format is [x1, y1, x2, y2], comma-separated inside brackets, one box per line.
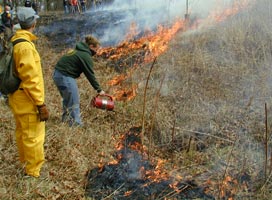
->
[96, 0, 240, 45]
[38, 0, 250, 48]
[106, 0, 235, 18]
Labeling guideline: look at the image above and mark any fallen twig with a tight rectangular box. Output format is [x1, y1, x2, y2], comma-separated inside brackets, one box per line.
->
[101, 183, 125, 200]
[176, 128, 234, 143]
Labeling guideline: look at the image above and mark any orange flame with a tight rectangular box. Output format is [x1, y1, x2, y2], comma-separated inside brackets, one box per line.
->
[209, 0, 252, 22]
[218, 174, 246, 200]
[100, 0, 254, 102]
[124, 190, 133, 196]
[107, 74, 127, 86]
[143, 20, 185, 62]
[99, 20, 186, 101]
[191, 0, 254, 29]
[145, 159, 169, 182]
[111, 84, 137, 101]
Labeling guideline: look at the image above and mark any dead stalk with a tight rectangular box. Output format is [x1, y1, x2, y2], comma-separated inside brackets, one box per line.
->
[112, 110, 117, 136]
[178, 128, 234, 143]
[261, 172, 272, 192]
[186, 136, 192, 153]
[171, 115, 176, 142]
[270, 151, 272, 174]
[141, 57, 157, 144]
[158, 184, 190, 200]
[102, 183, 125, 200]
[217, 139, 236, 200]
[148, 74, 165, 159]
[171, 115, 176, 163]
[264, 103, 268, 180]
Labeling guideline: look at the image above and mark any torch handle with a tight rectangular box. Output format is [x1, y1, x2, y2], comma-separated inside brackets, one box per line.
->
[96, 94, 113, 101]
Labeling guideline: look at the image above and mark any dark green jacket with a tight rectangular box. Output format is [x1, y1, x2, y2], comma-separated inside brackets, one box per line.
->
[55, 42, 102, 92]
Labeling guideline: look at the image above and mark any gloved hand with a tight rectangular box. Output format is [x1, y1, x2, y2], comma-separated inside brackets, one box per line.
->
[37, 104, 49, 122]
[99, 90, 105, 95]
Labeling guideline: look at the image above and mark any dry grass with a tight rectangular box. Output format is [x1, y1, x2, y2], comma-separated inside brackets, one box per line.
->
[1, 0, 272, 199]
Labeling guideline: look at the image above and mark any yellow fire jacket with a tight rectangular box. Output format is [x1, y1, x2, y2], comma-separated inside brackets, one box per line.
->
[11, 30, 44, 106]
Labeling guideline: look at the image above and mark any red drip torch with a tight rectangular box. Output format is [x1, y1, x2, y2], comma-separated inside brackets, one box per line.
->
[91, 94, 114, 111]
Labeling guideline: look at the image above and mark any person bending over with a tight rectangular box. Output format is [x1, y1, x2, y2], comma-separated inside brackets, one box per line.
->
[53, 35, 105, 127]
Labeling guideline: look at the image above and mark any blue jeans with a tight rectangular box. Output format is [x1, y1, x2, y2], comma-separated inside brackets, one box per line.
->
[53, 69, 82, 126]
[81, 5, 86, 13]
[64, 5, 69, 14]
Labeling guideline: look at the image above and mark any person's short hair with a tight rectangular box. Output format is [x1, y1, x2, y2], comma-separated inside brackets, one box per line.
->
[17, 7, 39, 29]
[85, 35, 100, 47]
[4, 5, 11, 11]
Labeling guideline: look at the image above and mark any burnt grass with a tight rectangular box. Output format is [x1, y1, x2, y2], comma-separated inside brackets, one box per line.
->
[37, 8, 168, 51]
[87, 166, 213, 199]
[86, 127, 214, 199]
[37, 10, 126, 49]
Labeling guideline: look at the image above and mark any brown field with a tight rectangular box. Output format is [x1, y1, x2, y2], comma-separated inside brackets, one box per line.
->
[1, 0, 272, 199]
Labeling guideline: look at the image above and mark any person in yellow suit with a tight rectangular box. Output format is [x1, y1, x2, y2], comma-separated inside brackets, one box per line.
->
[8, 7, 49, 178]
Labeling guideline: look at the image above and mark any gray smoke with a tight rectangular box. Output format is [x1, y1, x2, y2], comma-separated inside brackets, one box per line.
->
[38, 0, 248, 48]
[97, 0, 241, 45]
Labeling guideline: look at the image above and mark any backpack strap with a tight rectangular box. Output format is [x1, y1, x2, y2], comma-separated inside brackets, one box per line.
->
[12, 38, 29, 46]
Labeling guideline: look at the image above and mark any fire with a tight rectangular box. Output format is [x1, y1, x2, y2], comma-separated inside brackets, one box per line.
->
[107, 74, 127, 86]
[98, 0, 254, 102]
[143, 20, 185, 62]
[109, 130, 171, 183]
[107, 159, 119, 166]
[209, 0, 253, 23]
[98, 19, 185, 63]
[111, 84, 137, 101]
[214, 172, 250, 200]
[99, 20, 185, 101]
[149, 161, 170, 182]
[98, 159, 104, 172]
[191, 0, 254, 28]
[87, 128, 214, 199]
[219, 175, 238, 200]
[124, 22, 140, 42]
[124, 190, 133, 197]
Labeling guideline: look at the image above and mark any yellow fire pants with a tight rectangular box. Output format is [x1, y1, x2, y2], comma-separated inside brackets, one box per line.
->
[9, 90, 45, 177]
